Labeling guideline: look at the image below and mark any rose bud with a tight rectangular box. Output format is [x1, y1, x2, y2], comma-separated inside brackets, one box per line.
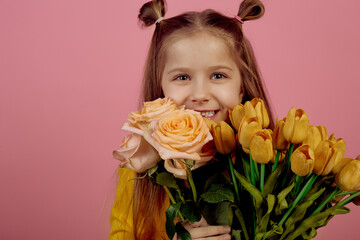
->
[229, 103, 245, 132]
[283, 107, 309, 144]
[331, 158, 353, 175]
[335, 160, 360, 191]
[244, 98, 270, 129]
[249, 129, 273, 164]
[303, 125, 328, 152]
[290, 145, 315, 176]
[314, 140, 344, 175]
[272, 118, 289, 151]
[238, 117, 262, 153]
[211, 121, 236, 154]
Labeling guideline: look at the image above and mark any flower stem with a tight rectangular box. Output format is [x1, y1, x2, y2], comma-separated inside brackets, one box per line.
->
[163, 186, 185, 221]
[310, 187, 339, 216]
[228, 154, 241, 202]
[293, 175, 303, 196]
[260, 164, 265, 195]
[186, 167, 197, 203]
[272, 150, 280, 172]
[336, 190, 359, 196]
[278, 174, 318, 226]
[250, 153, 256, 186]
[281, 143, 294, 188]
[338, 190, 360, 207]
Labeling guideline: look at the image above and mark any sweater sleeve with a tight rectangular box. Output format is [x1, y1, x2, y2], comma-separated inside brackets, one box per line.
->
[109, 168, 136, 240]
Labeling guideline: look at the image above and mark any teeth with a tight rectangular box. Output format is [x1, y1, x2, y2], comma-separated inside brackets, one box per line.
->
[201, 111, 216, 117]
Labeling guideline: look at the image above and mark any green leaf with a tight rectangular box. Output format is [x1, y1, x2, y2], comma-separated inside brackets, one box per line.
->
[156, 172, 179, 190]
[301, 227, 317, 239]
[204, 172, 232, 191]
[332, 206, 350, 215]
[257, 194, 275, 233]
[275, 182, 294, 215]
[233, 206, 249, 240]
[200, 184, 234, 203]
[165, 202, 182, 239]
[181, 202, 201, 224]
[264, 162, 286, 196]
[231, 229, 242, 240]
[202, 202, 232, 226]
[175, 222, 191, 240]
[147, 165, 158, 177]
[234, 171, 264, 223]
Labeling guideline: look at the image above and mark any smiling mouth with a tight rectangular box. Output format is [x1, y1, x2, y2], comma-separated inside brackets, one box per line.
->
[199, 111, 217, 117]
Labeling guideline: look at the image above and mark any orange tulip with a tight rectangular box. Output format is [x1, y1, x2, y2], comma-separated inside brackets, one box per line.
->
[303, 125, 328, 151]
[238, 117, 262, 153]
[335, 160, 360, 191]
[249, 130, 273, 164]
[229, 104, 245, 132]
[290, 145, 315, 176]
[243, 98, 270, 129]
[272, 118, 289, 151]
[283, 107, 309, 144]
[211, 121, 236, 154]
[314, 140, 343, 175]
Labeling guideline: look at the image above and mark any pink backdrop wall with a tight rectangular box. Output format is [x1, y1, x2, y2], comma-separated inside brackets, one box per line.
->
[1, 0, 359, 239]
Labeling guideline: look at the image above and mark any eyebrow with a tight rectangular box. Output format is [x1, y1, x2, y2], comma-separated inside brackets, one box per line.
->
[166, 65, 234, 75]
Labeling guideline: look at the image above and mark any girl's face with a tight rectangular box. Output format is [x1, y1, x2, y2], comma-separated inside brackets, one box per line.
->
[161, 32, 243, 122]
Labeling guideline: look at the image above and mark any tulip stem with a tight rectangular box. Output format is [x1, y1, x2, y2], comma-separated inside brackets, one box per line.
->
[272, 150, 280, 172]
[228, 155, 241, 202]
[336, 190, 359, 196]
[281, 143, 294, 188]
[260, 164, 265, 195]
[163, 186, 185, 222]
[293, 175, 303, 196]
[186, 167, 197, 203]
[250, 153, 256, 186]
[279, 174, 318, 226]
[338, 190, 360, 207]
[310, 187, 339, 216]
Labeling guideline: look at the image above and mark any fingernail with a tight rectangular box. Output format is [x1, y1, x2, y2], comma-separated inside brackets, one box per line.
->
[224, 226, 231, 232]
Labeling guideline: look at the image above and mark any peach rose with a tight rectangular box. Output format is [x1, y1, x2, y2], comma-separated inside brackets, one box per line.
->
[113, 133, 161, 173]
[152, 109, 213, 162]
[128, 97, 182, 129]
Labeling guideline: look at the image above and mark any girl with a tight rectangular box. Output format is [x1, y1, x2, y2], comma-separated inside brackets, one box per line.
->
[110, 0, 274, 239]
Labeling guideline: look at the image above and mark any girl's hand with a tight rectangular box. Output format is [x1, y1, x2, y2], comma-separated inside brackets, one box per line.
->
[173, 217, 231, 240]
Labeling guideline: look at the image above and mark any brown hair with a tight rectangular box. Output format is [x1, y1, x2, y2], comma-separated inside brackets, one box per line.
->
[132, 0, 273, 238]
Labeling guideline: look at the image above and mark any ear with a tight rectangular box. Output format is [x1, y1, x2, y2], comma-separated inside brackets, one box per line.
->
[239, 92, 244, 102]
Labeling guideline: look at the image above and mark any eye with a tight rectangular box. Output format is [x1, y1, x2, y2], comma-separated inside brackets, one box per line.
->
[211, 73, 226, 80]
[175, 75, 190, 81]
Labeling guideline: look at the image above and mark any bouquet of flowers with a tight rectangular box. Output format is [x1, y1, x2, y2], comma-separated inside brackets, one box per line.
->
[113, 97, 360, 240]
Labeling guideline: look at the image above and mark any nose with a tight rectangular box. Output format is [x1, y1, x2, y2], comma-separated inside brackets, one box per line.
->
[190, 78, 210, 103]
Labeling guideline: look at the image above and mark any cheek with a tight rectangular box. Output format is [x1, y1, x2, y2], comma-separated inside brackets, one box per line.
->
[162, 84, 187, 106]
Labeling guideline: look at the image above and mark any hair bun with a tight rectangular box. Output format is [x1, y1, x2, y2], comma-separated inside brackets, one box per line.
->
[237, 0, 264, 22]
[138, 0, 166, 27]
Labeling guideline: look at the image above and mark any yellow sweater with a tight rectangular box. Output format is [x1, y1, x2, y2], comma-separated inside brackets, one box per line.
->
[109, 168, 169, 240]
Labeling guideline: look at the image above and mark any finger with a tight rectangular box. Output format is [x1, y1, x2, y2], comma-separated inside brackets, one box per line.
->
[195, 233, 231, 240]
[188, 225, 231, 239]
[190, 216, 208, 228]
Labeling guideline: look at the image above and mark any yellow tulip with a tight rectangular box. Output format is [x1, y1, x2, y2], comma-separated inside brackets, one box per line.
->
[335, 160, 360, 191]
[249, 130, 273, 164]
[314, 140, 343, 175]
[244, 98, 270, 129]
[283, 107, 309, 144]
[238, 117, 262, 153]
[211, 121, 236, 154]
[203, 117, 216, 131]
[229, 104, 245, 132]
[290, 145, 315, 176]
[272, 118, 289, 151]
[303, 125, 328, 151]
[331, 158, 353, 175]
[329, 137, 346, 167]
[356, 154, 360, 160]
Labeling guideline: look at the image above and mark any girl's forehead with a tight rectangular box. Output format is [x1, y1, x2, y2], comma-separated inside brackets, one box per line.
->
[162, 32, 239, 69]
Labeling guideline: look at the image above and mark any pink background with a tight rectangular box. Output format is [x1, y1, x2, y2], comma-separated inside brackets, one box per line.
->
[1, 0, 359, 239]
